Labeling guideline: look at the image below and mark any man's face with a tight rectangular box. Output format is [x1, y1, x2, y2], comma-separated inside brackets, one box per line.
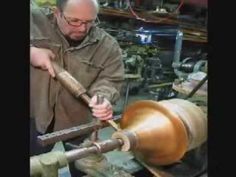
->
[55, 0, 98, 41]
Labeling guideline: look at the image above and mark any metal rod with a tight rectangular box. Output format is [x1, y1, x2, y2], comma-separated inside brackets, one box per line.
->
[37, 121, 102, 146]
[123, 81, 130, 111]
[65, 139, 123, 162]
[148, 82, 173, 89]
[37, 114, 122, 146]
[30, 139, 123, 177]
[65, 146, 98, 162]
[90, 95, 104, 141]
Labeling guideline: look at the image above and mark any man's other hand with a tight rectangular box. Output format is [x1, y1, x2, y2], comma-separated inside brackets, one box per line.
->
[89, 95, 113, 121]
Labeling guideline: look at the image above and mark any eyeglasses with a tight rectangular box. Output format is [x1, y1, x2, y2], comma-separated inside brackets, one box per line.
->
[62, 13, 100, 27]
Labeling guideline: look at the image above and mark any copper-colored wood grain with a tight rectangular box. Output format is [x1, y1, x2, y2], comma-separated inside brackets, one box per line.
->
[120, 100, 188, 166]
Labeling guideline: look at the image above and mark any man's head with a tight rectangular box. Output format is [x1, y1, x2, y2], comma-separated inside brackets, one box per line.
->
[54, 0, 99, 41]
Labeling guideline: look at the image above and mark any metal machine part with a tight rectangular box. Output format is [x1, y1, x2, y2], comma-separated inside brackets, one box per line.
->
[124, 54, 144, 76]
[172, 30, 207, 79]
[30, 139, 123, 177]
[179, 57, 196, 73]
[31, 98, 207, 177]
[30, 151, 68, 177]
[142, 56, 164, 85]
[178, 58, 207, 74]
[74, 153, 134, 177]
[37, 114, 122, 147]
[172, 31, 183, 72]
[91, 94, 105, 142]
[185, 74, 207, 99]
[173, 71, 207, 98]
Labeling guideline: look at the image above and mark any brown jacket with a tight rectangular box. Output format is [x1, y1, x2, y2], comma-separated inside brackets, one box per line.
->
[30, 5, 125, 133]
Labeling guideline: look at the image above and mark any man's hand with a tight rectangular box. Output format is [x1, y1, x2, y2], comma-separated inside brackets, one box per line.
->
[89, 95, 113, 121]
[30, 46, 56, 77]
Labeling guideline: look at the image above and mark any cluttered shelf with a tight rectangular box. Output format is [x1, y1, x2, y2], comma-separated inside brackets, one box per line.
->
[33, 0, 207, 43]
[99, 7, 207, 43]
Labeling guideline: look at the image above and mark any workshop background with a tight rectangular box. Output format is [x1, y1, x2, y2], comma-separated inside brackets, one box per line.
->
[31, 0, 208, 177]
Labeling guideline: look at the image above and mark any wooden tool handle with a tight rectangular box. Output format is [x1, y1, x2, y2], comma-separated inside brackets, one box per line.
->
[51, 61, 120, 130]
[51, 61, 91, 104]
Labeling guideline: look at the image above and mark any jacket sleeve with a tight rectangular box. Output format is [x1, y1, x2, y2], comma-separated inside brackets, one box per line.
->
[30, 2, 53, 43]
[88, 41, 125, 104]
[30, 2, 43, 42]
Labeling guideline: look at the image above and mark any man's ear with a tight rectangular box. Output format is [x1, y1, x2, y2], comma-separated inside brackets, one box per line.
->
[53, 7, 61, 17]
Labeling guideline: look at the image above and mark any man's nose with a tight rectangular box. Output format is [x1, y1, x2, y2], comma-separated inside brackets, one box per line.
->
[78, 23, 87, 32]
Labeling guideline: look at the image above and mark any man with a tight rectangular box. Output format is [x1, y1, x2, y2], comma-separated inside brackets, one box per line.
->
[30, 0, 124, 155]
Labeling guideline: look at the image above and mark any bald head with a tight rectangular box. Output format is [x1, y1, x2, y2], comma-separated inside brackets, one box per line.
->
[54, 0, 100, 41]
[56, 0, 99, 14]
